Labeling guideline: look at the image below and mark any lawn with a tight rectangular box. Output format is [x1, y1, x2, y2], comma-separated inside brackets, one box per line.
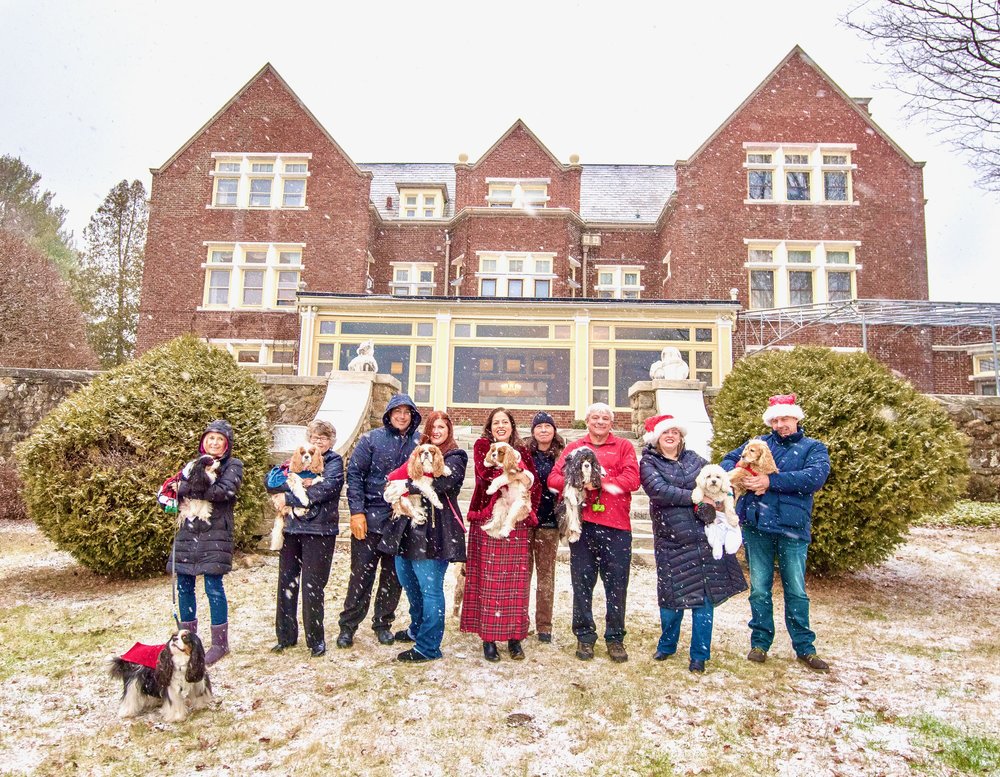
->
[1, 515, 998, 776]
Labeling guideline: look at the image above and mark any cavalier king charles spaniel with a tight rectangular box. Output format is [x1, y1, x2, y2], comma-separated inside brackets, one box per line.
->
[270, 443, 326, 550]
[481, 442, 535, 539]
[555, 447, 603, 544]
[383, 444, 450, 526]
[178, 455, 220, 528]
[109, 629, 212, 723]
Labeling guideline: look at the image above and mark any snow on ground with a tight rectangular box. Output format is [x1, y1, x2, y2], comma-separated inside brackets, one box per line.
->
[1, 520, 998, 776]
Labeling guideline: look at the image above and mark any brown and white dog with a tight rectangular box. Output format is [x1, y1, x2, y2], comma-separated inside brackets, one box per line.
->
[727, 439, 779, 498]
[481, 442, 535, 539]
[270, 444, 326, 551]
[383, 444, 451, 526]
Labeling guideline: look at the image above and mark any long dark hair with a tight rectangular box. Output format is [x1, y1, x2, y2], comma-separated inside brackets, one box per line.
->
[481, 407, 526, 450]
[528, 427, 565, 460]
[420, 410, 458, 454]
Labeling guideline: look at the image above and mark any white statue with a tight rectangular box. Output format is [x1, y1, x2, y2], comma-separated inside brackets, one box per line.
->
[347, 340, 378, 372]
[649, 346, 689, 380]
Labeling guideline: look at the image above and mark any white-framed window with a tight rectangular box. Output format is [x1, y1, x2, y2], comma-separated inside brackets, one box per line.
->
[398, 188, 444, 219]
[593, 265, 644, 299]
[745, 240, 860, 309]
[200, 242, 304, 310]
[744, 144, 855, 204]
[485, 179, 549, 209]
[475, 251, 556, 297]
[391, 262, 436, 295]
[209, 153, 311, 209]
[208, 339, 298, 372]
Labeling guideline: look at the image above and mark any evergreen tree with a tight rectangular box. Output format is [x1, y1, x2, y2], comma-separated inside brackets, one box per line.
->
[77, 180, 148, 367]
[0, 155, 77, 276]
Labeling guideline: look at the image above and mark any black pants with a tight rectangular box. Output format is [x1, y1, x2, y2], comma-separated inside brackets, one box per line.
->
[570, 521, 632, 644]
[337, 531, 401, 634]
[276, 533, 337, 650]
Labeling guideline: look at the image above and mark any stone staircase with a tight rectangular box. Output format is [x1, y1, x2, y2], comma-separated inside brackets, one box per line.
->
[332, 427, 655, 565]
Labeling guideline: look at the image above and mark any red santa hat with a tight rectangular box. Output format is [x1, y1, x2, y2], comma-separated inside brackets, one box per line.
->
[762, 393, 805, 425]
[643, 413, 687, 446]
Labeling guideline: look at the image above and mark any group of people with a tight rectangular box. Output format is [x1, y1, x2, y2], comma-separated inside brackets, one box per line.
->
[167, 391, 831, 674]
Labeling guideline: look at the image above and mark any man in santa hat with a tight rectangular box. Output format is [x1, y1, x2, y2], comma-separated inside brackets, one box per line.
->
[721, 394, 831, 672]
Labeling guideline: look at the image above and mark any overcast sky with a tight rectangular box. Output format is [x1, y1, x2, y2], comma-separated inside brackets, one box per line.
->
[2, 0, 997, 303]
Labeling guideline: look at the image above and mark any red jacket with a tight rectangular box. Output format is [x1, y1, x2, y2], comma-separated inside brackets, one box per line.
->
[548, 433, 640, 531]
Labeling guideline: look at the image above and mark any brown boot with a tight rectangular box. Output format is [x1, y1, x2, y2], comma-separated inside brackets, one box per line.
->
[607, 641, 629, 663]
[575, 640, 594, 661]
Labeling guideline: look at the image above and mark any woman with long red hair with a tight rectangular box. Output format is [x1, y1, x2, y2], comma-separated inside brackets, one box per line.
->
[379, 410, 467, 662]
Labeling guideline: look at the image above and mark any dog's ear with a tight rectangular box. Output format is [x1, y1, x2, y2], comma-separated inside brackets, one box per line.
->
[290, 447, 305, 473]
[154, 642, 175, 688]
[186, 635, 206, 683]
[502, 445, 520, 471]
[431, 447, 446, 478]
[407, 447, 423, 480]
[309, 447, 325, 474]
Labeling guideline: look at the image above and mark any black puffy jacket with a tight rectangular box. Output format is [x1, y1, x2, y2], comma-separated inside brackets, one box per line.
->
[168, 420, 243, 577]
[640, 446, 746, 610]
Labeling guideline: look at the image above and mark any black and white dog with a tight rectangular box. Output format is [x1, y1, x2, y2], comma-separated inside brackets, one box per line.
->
[178, 455, 220, 527]
[555, 447, 605, 543]
[108, 629, 212, 722]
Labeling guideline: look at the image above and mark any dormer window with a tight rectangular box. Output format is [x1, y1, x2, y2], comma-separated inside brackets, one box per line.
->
[486, 179, 549, 209]
[397, 187, 445, 218]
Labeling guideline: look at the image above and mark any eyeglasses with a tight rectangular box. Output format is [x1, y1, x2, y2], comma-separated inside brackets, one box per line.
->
[309, 436, 334, 444]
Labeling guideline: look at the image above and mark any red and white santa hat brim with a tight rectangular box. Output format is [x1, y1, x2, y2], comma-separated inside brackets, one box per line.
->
[762, 393, 805, 425]
[642, 413, 687, 446]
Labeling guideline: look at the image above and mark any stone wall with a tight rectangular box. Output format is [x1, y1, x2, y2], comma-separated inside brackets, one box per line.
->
[0, 368, 99, 465]
[930, 395, 1000, 501]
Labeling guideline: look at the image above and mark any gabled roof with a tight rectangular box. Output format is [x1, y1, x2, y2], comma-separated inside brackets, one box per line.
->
[466, 119, 572, 171]
[359, 163, 457, 219]
[680, 46, 921, 168]
[580, 165, 676, 223]
[152, 63, 369, 178]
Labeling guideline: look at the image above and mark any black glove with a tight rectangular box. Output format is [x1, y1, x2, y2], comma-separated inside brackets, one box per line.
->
[695, 503, 717, 525]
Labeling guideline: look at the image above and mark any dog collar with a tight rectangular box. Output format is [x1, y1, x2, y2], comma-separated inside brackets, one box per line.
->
[736, 462, 759, 477]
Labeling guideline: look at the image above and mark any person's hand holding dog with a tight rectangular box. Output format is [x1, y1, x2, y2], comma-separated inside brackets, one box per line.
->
[743, 473, 770, 495]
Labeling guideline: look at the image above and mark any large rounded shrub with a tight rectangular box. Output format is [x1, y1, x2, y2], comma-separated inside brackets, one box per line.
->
[16, 336, 269, 578]
[710, 347, 969, 574]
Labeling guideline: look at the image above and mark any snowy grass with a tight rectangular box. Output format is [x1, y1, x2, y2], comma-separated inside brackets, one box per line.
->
[1, 517, 999, 776]
[916, 499, 1000, 529]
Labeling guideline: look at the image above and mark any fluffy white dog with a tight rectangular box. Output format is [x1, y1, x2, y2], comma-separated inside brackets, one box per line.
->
[691, 464, 742, 559]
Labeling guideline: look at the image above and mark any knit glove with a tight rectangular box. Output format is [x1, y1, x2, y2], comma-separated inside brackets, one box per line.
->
[695, 503, 717, 525]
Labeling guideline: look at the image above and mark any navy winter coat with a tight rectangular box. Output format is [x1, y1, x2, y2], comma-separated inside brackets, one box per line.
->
[721, 428, 830, 542]
[379, 447, 468, 562]
[279, 449, 345, 536]
[346, 394, 422, 536]
[169, 420, 243, 577]
[531, 447, 560, 529]
[640, 446, 747, 610]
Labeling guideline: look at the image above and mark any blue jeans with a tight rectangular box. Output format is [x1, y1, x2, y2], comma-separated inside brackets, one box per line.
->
[743, 525, 815, 656]
[394, 557, 449, 659]
[658, 601, 714, 661]
[176, 573, 227, 626]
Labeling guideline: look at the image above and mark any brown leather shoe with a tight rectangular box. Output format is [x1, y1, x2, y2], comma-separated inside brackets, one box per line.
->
[797, 653, 830, 672]
[575, 640, 594, 661]
[607, 641, 628, 663]
[747, 647, 767, 663]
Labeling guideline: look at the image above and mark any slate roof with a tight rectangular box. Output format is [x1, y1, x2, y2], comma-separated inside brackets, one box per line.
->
[579, 165, 676, 223]
[359, 163, 457, 219]
[358, 162, 676, 223]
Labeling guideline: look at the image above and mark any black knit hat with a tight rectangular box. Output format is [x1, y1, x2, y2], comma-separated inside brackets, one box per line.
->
[531, 411, 556, 431]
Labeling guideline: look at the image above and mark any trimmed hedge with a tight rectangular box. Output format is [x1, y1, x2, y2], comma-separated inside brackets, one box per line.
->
[710, 347, 969, 574]
[15, 336, 269, 578]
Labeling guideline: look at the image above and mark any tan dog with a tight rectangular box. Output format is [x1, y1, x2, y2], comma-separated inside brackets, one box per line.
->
[727, 439, 779, 498]
[270, 444, 325, 551]
[383, 444, 451, 526]
[451, 563, 466, 617]
[481, 442, 535, 539]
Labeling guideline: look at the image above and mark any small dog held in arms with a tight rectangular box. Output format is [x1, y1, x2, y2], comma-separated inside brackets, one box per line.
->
[692, 464, 742, 559]
[383, 444, 451, 526]
[727, 439, 779, 498]
[481, 442, 535, 539]
[108, 629, 212, 723]
[555, 447, 622, 544]
[178, 455, 220, 528]
[270, 444, 326, 550]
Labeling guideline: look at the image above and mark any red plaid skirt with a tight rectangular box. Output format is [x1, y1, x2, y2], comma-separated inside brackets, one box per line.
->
[460, 522, 531, 641]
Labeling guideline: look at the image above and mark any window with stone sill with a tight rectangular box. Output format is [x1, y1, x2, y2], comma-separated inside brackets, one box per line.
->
[201, 243, 303, 310]
[398, 189, 443, 219]
[486, 180, 548, 209]
[744, 145, 854, 203]
[746, 241, 858, 309]
[593, 265, 643, 299]
[475, 252, 555, 298]
[210, 154, 310, 209]
[391, 263, 435, 296]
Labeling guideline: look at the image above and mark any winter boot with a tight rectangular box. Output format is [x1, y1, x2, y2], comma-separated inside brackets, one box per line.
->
[179, 619, 198, 635]
[205, 622, 230, 665]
